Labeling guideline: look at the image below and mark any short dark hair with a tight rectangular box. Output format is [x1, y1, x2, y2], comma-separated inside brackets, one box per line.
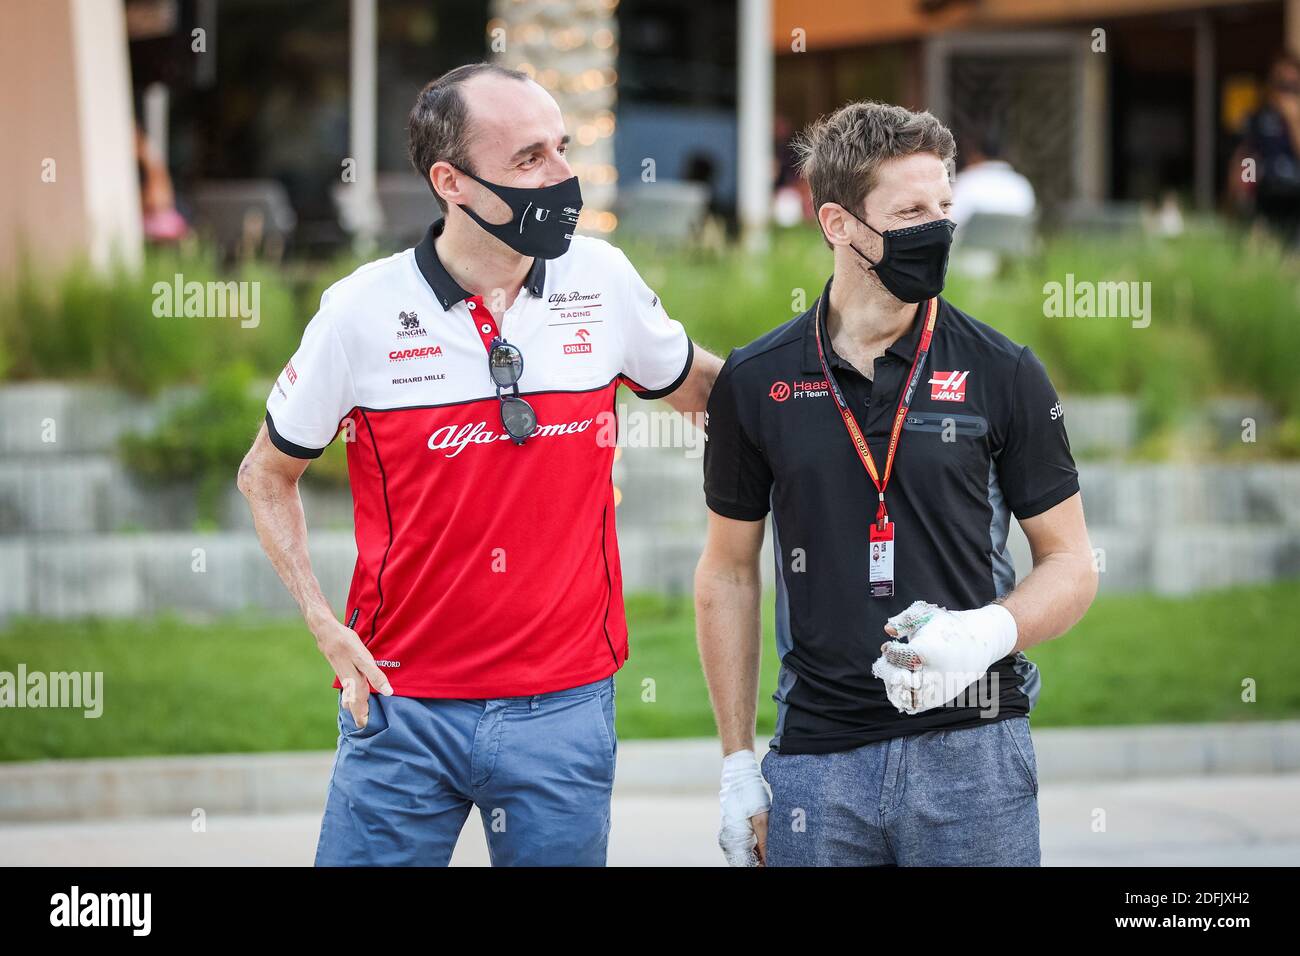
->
[407, 62, 530, 212]
[793, 100, 956, 221]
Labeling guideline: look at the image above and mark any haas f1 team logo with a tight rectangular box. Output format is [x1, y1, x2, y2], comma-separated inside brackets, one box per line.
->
[929, 370, 969, 402]
[769, 379, 827, 402]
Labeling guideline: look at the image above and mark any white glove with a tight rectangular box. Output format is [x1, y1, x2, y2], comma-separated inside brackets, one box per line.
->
[718, 749, 771, 867]
[871, 600, 1018, 715]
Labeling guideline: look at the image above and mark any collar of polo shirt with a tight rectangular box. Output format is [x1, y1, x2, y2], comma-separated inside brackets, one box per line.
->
[413, 219, 548, 311]
[800, 274, 929, 375]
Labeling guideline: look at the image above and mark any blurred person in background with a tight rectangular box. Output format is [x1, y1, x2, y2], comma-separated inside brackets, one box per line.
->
[135, 125, 189, 244]
[773, 113, 811, 227]
[949, 120, 1036, 229]
[238, 62, 720, 867]
[695, 101, 1096, 867]
[1231, 52, 1300, 246]
[682, 151, 732, 245]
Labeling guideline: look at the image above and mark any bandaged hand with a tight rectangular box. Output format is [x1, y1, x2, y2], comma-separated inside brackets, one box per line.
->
[871, 600, 1018, 715]
[718, 749, 771, 867]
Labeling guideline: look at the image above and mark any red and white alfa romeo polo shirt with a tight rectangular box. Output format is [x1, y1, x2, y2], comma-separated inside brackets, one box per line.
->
[266, 220, 692, 697]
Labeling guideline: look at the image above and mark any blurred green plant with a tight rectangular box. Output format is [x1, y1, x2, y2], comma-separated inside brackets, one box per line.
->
[2, 580, 1298, 760]
[119, 363, 349, 524]
[0, 246, 302, 394]
[118, 362, 266, 522]
[5, 229, 1299, 459]
[625, 224, 1300, 454]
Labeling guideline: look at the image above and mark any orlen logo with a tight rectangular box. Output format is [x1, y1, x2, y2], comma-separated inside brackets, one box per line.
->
[563, 328, 593, 355]
[769, 381, 791, 402]
[389, 345, 443, 362]
[929, 370, 969, 402]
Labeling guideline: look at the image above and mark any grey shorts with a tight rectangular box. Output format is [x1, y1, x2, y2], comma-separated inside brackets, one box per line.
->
[762, 716, 1041, 866]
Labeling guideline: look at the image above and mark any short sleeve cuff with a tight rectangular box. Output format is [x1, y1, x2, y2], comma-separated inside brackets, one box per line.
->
[265, 411, 326, 460]
[1010, 476, 1080, 520]
[705, 494, 769, 522]
[628, 338, 693, 400]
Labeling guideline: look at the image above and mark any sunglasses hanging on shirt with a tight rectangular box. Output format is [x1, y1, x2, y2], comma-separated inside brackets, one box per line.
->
[488, 338, 538, 444]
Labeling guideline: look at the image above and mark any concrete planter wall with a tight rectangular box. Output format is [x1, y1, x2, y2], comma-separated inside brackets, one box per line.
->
[0, 383, 1295, 618]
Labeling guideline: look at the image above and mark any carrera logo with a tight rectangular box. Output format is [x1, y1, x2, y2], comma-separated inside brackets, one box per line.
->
[563, 328, 593, 354]
[929, 370, 969, 402]
[389, 345, 443, 362]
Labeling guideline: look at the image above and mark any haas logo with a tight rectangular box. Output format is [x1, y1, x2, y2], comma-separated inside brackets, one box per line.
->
[769, 381, 791, 402]
[929, 370, 969, 402]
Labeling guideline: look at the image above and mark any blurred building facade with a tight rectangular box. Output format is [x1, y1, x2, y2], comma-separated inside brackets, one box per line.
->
[774, 0, 1300, 223]
[4, 0, 1300, 273]
[2, 0, 142, 275]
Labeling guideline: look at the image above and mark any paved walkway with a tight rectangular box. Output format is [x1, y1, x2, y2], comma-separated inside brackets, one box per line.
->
[3, 773, 1298, 866]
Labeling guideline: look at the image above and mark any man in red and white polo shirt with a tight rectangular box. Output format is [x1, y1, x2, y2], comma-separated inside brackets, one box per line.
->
[237, 62, 720, 866]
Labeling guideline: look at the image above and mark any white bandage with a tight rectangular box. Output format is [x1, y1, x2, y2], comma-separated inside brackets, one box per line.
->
[718, 749, 771, 867]
[871, 600, 1018, 715]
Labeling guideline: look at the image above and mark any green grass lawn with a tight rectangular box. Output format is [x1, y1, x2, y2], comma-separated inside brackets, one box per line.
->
[1, 582, 1296, 762]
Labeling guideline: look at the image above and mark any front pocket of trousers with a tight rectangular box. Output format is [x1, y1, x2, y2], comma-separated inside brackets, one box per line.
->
[340, 692, 385, 740]
[594, 689, 616, 763]
[1000, 719, 1038, 795]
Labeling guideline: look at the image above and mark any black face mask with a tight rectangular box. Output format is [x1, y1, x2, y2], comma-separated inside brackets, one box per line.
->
[846, 212, 956, 303]
[456, 169, 582, 260]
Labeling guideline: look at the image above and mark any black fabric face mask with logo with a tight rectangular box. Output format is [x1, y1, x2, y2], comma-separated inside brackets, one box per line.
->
[457, 169, 583, 260]
[846, 212, 956, 303]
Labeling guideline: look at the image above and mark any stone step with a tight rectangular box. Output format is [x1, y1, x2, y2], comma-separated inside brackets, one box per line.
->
[1, 521, 1296, 621]
[6, 449, 1299, 535]
[0, 457, 354, 534]
[0, 383, 1277, 461]
[0, 532, 358, 620]
[0, 382, 195, 456]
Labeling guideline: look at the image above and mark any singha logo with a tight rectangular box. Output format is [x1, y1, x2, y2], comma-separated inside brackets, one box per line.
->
[396, 310, 427, 338]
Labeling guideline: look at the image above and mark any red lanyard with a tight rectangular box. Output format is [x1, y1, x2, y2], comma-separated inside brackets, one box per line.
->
[814, 295, 938, 530]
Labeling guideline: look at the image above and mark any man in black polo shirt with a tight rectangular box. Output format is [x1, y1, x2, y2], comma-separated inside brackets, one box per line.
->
[696, 101, 1098, 867]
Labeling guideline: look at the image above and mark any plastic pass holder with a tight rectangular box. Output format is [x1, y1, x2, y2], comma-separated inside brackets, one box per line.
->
[869, 519, 895, 598]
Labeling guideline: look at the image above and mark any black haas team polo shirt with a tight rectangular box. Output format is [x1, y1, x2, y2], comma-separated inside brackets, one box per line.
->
[704, 276, 1079, 755]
